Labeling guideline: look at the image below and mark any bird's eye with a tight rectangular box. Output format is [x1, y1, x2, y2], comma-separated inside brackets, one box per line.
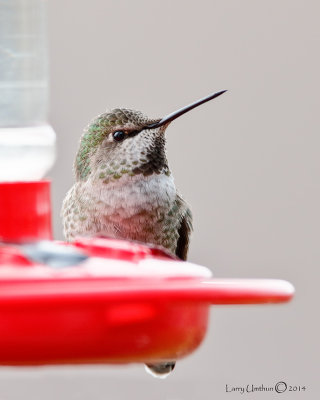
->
[112, 130, 126, 142]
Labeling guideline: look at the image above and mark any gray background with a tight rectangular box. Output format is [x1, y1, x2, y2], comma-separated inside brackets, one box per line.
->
[0, 0, 319, 399]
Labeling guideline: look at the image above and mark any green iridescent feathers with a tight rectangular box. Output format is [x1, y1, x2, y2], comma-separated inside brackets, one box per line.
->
[75, 116, 108, 180]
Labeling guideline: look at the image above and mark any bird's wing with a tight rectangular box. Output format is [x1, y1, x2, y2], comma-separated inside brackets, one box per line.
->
[175, 197, 193, 261]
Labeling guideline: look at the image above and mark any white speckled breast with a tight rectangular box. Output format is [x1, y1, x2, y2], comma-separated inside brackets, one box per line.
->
[62, 173, 185, 254]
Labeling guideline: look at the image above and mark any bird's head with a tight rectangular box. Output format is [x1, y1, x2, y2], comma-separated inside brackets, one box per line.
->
[74, 90, 227, 183]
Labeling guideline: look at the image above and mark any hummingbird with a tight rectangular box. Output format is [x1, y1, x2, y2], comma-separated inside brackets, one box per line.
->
[61, 90, 226, 377]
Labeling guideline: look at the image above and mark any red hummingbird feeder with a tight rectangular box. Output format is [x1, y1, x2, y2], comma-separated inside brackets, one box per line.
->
[0, 181, 294, 367]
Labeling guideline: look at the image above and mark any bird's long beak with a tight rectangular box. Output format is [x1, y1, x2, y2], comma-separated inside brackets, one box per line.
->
[144, 90, 227, 130]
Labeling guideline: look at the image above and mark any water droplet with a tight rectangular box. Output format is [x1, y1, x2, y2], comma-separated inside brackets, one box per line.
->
[144, 361, 176, 379]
